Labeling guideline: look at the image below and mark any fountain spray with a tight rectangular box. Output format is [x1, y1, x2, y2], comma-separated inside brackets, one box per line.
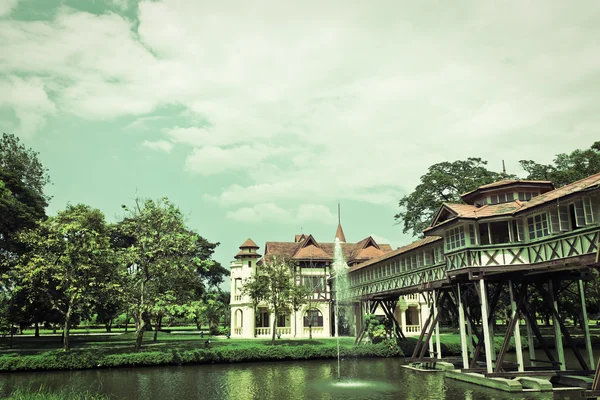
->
[332, 238, 349, 380]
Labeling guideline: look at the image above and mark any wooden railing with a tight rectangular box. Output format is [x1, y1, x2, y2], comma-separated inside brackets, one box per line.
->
[446, 227, 599, 271]
[403, 294, 420, 302]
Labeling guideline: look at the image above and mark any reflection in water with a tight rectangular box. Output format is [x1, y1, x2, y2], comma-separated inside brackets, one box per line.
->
[0, 358, 587, 400]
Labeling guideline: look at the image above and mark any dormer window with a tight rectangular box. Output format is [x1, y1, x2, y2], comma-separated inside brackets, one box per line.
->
[489, 193, 511, 204]
[518, 192, 539, 201]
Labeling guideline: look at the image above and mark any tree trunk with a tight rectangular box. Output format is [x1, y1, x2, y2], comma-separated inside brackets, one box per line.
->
[271, 309, 277, 344]
[135, 317, 146, 351]
[34, 322, 39, 337]
[309, 324, 312, 339]
[105, 320, 112, 333]
[63, 305, 73, 352]
[153, 318, 160, 342]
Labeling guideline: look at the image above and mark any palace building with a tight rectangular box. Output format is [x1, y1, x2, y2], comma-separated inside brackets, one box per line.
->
[229, 223, 418, 338]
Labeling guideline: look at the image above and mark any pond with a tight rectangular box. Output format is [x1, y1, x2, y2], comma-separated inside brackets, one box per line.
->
[0, 357, 585, 399]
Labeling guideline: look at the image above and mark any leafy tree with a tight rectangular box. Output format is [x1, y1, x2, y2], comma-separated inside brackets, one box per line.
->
[294, 277, 321, 339]
[394, 158, 512, 237]
[14, 204, 120, 351]
[520, 141, 600, 187]
[242, 257, 307, 344]
[115, 197, 222, 350]
[0, 133, 50, 274]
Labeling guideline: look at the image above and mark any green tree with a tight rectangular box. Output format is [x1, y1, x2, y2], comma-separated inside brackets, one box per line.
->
[394, 158, 512, 237]
[0, 133, 50, 274]
[14, 204, 120, 351]
[242, 257, 307, 344]
[115, 197, 222, 350]
[519, 141, 600, 187]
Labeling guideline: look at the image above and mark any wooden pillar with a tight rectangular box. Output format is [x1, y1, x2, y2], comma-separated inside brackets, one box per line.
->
[457, 284, 469, 368]
[509, 280, 524, 372]
[466, 306, 475, 358]
[434, 291, 442, 359]
[479, 278, 494, 373]
[400, 308, 407, 336]
[526, 312, 536, 367]
[579, 279, 595, 369]
[428, 293, 435, 357]
[549, 280, 566, 371]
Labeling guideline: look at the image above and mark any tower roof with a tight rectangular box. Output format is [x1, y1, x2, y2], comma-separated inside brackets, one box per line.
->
[335, 223, 346, 243]
[239, 238, 259, 249]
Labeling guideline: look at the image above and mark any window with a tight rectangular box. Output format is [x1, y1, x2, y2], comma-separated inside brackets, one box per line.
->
[247, 261, 251, 268]
[468, 224, 477, 245]
[511, 220, 524, 241]
[302, 276, 325, 292]
[527, 213, 549, 240]
[278, 313, 289, 327]
[574, 200, 586, 227]
[489, 221, 510, 244]
[583, 197, 594, 224]
[446, 226, 466, 250]
[235, 278, 242, 295]
[479, 223, 490, 245]
[490, 193, 511, 204]
[304, 309, 323, 327]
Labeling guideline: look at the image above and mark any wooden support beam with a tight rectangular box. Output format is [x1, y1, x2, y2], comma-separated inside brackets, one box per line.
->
[479, 278, 494, 374]
[418, 291, 446, 361]
[469, 281, 504, 370]
[354, 300, 379, 344]
[495, 282, 526, 372]
[455, 284, 470, 369]
[411, 309, 433, 360]
[536, 282, 589, 371]
[579, 280, 595, 369]
[521, 304, 557, 364]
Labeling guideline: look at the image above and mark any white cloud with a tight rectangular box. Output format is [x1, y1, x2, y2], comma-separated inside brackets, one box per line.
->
[141, 140, 173, 153]
[0, 77, 56, 136]
[2, 0, 600, 211]
[226, 203, 336, 225]
[0, 0, 20, 17]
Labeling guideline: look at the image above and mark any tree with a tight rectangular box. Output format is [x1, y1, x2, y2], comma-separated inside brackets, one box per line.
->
[115, 197, 222, 350]
[242, 257, 306, 344]
[0, 133, 50, 274]
[520, 141, 600, 187]
[14, 204, 120, 351]
[294, 277, 321, 339]
[394, 158, 512, 237]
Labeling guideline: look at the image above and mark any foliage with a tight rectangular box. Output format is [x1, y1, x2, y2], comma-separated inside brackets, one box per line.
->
[0, 339, 403, 372]
[114, 197, 224, 350]
[0, 133, 50, 274]
[13, 204, 121, 351]
[7, 385, 110, 400]
[394, 158, 512, 236]
[363, 314, 387, 344]
[520, 141, 600, 187]
[241, 257, 307, 343]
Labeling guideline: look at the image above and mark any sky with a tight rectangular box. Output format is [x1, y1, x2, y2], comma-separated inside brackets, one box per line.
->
[1, 0, 600, 290]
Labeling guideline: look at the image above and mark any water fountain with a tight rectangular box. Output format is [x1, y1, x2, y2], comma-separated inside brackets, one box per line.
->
[332, 237, 349, 380]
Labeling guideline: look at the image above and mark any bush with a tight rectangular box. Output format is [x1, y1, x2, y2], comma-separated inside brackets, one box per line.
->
[0, 340, 404, 372]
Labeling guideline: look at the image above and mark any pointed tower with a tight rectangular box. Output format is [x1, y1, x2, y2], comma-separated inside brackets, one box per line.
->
[231, 238, 261, 338]
[335, 203, 346, 243]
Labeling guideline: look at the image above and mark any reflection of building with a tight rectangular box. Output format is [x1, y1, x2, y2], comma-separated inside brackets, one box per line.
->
[230, 223, 411, 338]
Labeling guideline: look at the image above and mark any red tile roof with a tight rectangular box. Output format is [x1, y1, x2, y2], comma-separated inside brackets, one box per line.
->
[461, 179, 554, 198]
[234, 250, 261, 259]
[335, 223, 347, 242]
[239, 238, 259, 249]
[349, 236, 443, 272]
[260, 234, 392, 264]
[425, 171, 600, 233]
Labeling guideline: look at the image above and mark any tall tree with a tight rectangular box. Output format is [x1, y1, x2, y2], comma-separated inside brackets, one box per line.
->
[14, 204, 119, 351]
[0, 133, 50, 273]
[115, 197, 223, 350]
[520, 141, 600, 187]
[394, 158, 511, 237]
[242, 257, 307, 344]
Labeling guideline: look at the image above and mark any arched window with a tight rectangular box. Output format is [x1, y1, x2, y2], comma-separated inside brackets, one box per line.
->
[235, 309, 243, 328]
[303, 309, 323, 327]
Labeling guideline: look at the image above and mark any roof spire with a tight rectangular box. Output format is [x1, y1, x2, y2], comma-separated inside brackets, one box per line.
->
[335, 203, 346, 243]
[502, 160, 507, 179]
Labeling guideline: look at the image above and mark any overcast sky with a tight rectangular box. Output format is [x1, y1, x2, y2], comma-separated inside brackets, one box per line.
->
[2, 0, 599, 288]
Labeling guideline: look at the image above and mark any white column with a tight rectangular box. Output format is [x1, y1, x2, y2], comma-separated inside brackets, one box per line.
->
[457, 285, 469, 369]
[400, 307, 407, 336]
[549, 280, 566, 371]
[479, 278, 494, 373]
[509, 280, 524, 372]
[434, 292, 442, 359]
[579, 280, 595, 369]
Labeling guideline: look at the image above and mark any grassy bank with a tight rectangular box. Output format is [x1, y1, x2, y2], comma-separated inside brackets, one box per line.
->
[1, 326, 595, 373]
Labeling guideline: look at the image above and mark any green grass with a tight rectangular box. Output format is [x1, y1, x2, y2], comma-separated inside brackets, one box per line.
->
[5, 384, 109, 400]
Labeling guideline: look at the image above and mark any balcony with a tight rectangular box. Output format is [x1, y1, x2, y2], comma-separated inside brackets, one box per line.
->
[404, 325, 421, 335]
[445, 226, 599, 272]
[303, 327, 324, 336]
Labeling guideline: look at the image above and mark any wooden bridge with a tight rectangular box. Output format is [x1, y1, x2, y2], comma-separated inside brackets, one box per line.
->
[339, 172, 600, 392]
